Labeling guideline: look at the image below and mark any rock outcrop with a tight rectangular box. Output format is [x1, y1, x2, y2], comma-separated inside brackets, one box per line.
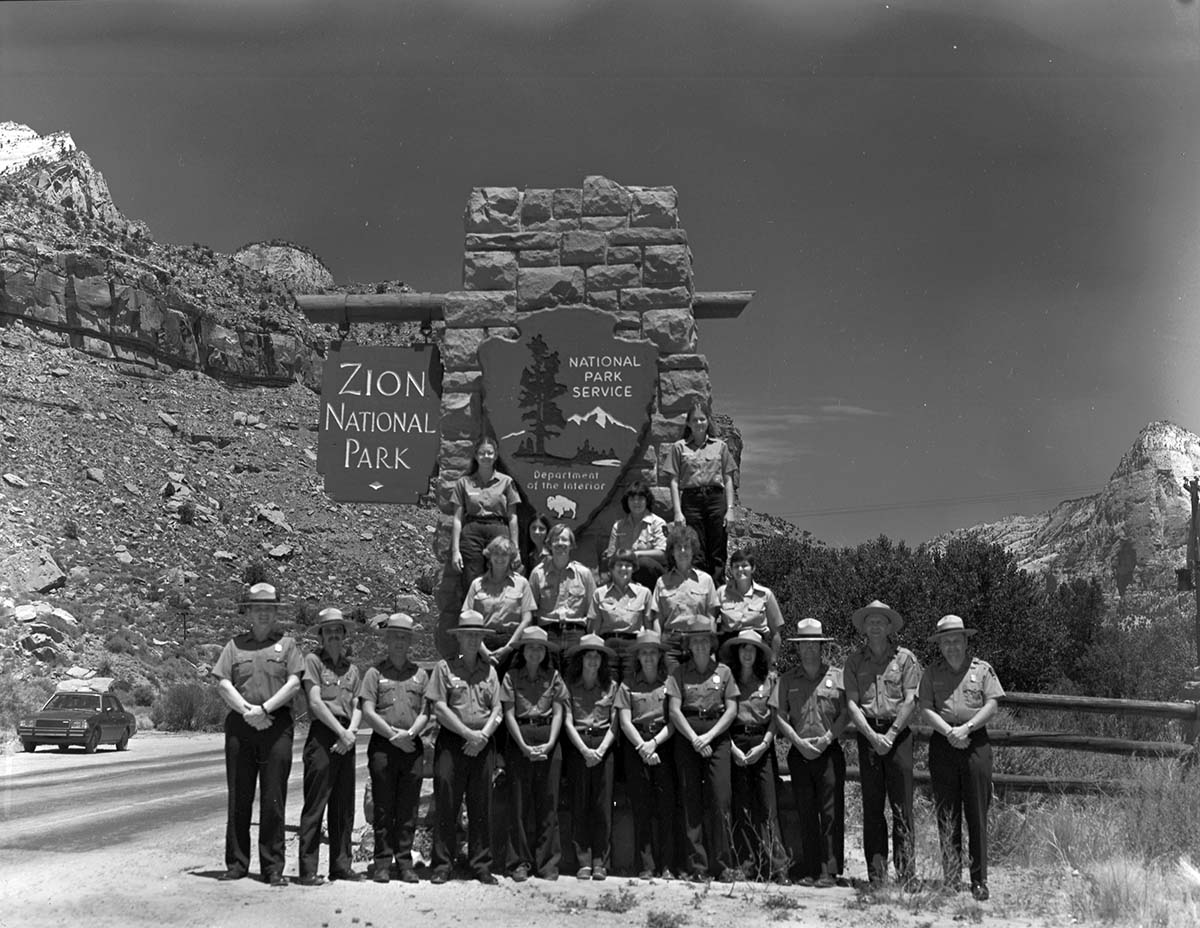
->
[234, 241, 335, 294]
[935, 420, 1200, 595]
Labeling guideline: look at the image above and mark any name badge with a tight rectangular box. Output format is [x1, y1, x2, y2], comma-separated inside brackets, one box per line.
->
[274, 643, 282, 652]
[825, 679, 833, 688]
[970, 674, 976, 682]
[712, 675, 721, 685]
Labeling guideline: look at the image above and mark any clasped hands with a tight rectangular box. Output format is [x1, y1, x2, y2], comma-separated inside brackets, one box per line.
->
[243, 704, 273, 731]
[732, 742, 769, 767]
[637, 739, 660, 766]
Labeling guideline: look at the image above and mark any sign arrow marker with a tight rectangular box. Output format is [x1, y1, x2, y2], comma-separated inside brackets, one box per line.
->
[369, 482, 384, 491]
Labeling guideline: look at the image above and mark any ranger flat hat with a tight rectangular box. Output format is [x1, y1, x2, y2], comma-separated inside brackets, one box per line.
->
[377, 612, 420, 633]
[631, 629, 668, 652]
[928, 614, 977, 641]
[850, 599, 904, 635]
[310, 607, 349, 636]
[244, 582, 287, 608]
[565, 633, 616, 660]
[450, 610, 489, 635]
[787, 617, 833, 643]
[512, 625, 558, 651]
[719, 629, 773, 662]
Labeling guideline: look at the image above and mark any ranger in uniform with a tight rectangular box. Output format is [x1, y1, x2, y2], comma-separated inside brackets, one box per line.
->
[919, 614, 1004, 901]
[298, 608, 364, 885]
[773, 618, 848, 887]
[843, 599, 921, 886]
[212, 583, 304, 886]
[426, 610, 503, 884]
[358, 613, 430, 883]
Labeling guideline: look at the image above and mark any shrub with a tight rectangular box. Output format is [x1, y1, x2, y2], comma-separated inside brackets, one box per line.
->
[178, 500, 197, 525]
[105, 628, 135, 653]
[62, 519, 80, 540]
[150, 683, 226, 731]
[241, 559, 269, 587]
[596, 888, 638, 913]
[132, 683, 156, 706]
[0, 673, 56, 732]
[646, 912, 687, 928]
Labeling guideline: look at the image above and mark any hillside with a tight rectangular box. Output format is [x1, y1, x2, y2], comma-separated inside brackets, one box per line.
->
[934, 420, 1199, 595]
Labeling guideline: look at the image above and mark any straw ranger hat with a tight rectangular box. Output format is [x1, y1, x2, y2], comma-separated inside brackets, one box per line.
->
[850, 599, 905, 635]
[787, 617, 833, 643]
[928, 614, 977, 641]
[450, 610, 489, 636]
[631, 629, 668, 653]
[376, 612, 420, 633]
[513, 626, 558, 651]
[243, 582, 287, 609]
[310, 607, 349, 636]
[565, 633, 616, 660]
[719, 629, 773, 662]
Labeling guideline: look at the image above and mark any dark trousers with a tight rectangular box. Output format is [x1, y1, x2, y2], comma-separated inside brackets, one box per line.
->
[857, 726, 914, 881]
[730, 732, 788, 880]
[505, 725, 562, 877]
[459, 520, 507, 598]
[368, 733, 424, 871]
[786, 742, 845, 880]
[622, 736, 677, 874]
[929, 732, 992, 886]
[223, 710, 293, 878]
[298, 722, 356, 878]
[681, 486, 728, 582]
[432, 731, 495, 877]
[564, 732, 614, 870]
[600, 634, 638, 683]
[674, 729, 733, 876]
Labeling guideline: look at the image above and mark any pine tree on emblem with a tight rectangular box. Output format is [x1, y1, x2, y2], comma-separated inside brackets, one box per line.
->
[518, 335, 568, 457]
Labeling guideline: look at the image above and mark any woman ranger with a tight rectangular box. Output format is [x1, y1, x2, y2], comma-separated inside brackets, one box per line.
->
[450, 437, 521, 598]
[463, 535, 536, 678]
[529, 523, 596, 654]
[667, 615, 739, 883]
[843, 599, 921, 886]
[772, 619, 847, 888]
[358, 613, 430, 884]
[663, 401, 738, 582]
[615, 629, 677, 880]
[721, 629, 787, 882]
[603, 480, 668, 589]
[716, 551, 784, 657]
[426, 610, 504, 884]
[212, 583, 303, 886]
[919, 615, 1004, 901]
[500, 626, 567, 882]
[588, 547, 652, 682]
[562, 634, 618, 880]
[298, 608, 365, 885]
[650, 524, 718, 674]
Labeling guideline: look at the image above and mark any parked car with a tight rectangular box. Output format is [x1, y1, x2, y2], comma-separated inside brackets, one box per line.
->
[17, 681, 136, 753]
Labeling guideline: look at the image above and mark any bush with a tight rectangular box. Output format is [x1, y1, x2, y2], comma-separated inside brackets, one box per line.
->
[0, 673, 56, 732]
[241, 559, 270, 587]
[105, 628, 135, 653]
[150, 683, 226, 731]
[132, 683, 156, 706]
[178, 500, 197, 525]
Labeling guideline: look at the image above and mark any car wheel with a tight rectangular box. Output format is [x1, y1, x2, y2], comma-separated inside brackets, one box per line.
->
[83, 728, 100, 754]
[57, 745, 70, 752]
[116, 729, 131, 751]
[21, 740, 37, 753]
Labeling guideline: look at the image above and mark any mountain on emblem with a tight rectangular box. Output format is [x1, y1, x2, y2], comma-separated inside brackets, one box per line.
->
[478, 308, 658, 532]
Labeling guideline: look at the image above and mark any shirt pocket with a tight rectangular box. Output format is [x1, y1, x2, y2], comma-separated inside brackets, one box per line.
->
[816, 694, 840, 719]
[963, 687, 984, 710]
[376, 680, 398, 711]
[882, 669, 904, 701]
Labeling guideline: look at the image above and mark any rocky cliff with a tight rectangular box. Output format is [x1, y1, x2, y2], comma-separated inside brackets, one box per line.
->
[234, 240, 335, 294]
[935, 420, 1200, 594]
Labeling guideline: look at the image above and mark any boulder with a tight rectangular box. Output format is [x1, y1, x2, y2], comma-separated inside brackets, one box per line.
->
[0, 547, 66, 595]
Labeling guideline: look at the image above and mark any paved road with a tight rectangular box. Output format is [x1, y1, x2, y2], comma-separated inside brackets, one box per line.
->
[0, 732, 370, 852]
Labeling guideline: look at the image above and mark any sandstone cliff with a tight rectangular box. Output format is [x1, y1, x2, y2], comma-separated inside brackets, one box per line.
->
[935, 421, 1200, 594]
[234, 240, 335, 294]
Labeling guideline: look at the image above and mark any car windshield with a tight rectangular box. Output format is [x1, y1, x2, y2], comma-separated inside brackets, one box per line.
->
[44, 694, 102, 711]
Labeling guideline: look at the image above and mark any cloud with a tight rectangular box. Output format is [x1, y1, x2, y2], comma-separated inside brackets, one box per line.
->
[817, 403, 887, 418]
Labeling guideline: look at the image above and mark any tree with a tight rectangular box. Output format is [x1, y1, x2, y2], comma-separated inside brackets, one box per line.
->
[518, 335, 567, 456]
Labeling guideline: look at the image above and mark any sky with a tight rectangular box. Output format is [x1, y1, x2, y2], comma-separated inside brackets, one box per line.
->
[3, 0, 1199, 546]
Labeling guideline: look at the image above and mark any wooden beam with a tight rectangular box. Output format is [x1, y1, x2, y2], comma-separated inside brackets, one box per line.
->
[294, 290, 753, 325]
[905, 726, 1192, 758]
[1002, 691, 1200, 721]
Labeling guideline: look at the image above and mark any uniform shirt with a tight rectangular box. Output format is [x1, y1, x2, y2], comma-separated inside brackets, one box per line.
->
[844, 644, 921, 720]
[500, 666, 568, 722]
[662, 436, 738, 489]
[919, 656, 1005, 727]
[302, 651, 362, 722]
[425, 657, 500, 730]
[605, 513, 668, 558]
[733, 671, 777, 728]
[715, 581, 781, 635]
[529, 560, 596, 623]
[651, 568, 718, 630]
[464, 573, 536, 633]
[454, 472, 519, 520]
[357, 659, 429, 730]
[667, 661, 737, 717]
[212, 631, 304, 706]
[589, 581, 652, 635]
[615, 675, 670, 730]
[773, 665, 844, 740]
[567, 679, 617, 733]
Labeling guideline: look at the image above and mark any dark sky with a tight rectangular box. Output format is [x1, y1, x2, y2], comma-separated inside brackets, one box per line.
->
[3, 0, 1198, 545]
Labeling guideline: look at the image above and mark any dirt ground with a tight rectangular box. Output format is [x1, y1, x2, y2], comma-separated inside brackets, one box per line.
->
[0, 733, 1071, 928]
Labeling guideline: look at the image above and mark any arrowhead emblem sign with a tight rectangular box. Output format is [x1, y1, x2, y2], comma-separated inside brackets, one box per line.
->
[479, 308, 658, 532]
